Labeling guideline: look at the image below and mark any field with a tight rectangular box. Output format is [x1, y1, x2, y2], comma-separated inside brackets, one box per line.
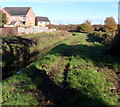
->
[1, 32, 120, 106]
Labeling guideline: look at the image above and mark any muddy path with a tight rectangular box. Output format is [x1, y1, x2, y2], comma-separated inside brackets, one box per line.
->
[33, 36, 83, 105]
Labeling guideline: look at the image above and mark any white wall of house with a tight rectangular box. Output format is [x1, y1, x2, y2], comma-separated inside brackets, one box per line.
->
[38, 21, 50, 27]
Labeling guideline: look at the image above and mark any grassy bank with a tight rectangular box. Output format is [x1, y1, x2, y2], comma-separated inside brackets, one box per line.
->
[2, 31, 72, 79]
[1, 33, 119, 106]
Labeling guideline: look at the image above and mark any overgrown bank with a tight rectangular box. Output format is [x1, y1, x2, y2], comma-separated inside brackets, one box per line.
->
[1, 33, 119, 106]
[2, 31, 72, 79]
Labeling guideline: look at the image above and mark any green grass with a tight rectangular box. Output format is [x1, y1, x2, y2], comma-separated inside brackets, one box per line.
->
[2, 31, 72, 78]
[2, 32, 119, 106]
[66, 69, 116, 105]
[1, 33, 81, 105]
[2, 73, 38, 105]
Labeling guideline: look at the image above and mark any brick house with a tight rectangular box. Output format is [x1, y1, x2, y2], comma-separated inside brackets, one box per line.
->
[35, 16, 51, 27]
[2, 7, 35, 27]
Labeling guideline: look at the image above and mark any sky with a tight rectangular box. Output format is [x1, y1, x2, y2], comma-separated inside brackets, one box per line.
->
[0, 1, 119, 25]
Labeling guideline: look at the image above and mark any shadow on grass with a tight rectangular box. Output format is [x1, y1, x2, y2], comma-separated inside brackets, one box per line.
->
[86, 33, 103, 43]
[86, 33, 120, 69]
[24, 65, 110, 106]
[2, 36, 39, 79]
[3, 33, 119, 105]
[16, 34, 119, 106]
[49, 42, 120, 70]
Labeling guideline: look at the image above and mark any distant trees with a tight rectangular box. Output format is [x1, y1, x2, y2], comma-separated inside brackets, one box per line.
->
[0, 10, 7, 27]
[80, 20, 94, 33]
[104, 17, 117, 33]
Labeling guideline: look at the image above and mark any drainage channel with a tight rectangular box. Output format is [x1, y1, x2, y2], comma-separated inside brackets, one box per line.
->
[15, 37, 72, 75]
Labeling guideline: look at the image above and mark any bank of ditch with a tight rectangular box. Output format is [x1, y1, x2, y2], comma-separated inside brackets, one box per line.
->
[2, 31, 72, 79]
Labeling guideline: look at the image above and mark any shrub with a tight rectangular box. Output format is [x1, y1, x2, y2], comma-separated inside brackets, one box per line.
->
[88, 31, 117, 46]
[80, 21, 94, 33]
[102, 33, 116, 45]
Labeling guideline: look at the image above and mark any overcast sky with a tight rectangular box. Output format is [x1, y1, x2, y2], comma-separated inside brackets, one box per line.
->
[1, 1, 118, 25]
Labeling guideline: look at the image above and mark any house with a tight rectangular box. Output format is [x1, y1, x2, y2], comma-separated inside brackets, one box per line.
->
[35, 16, 51, 27]
[2, 7, 35, 27]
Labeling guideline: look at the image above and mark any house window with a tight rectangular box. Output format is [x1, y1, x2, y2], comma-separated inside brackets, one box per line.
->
[20, 16, 25, 20]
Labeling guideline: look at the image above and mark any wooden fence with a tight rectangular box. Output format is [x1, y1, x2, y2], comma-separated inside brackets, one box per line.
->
[0, 27, 18, 36]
